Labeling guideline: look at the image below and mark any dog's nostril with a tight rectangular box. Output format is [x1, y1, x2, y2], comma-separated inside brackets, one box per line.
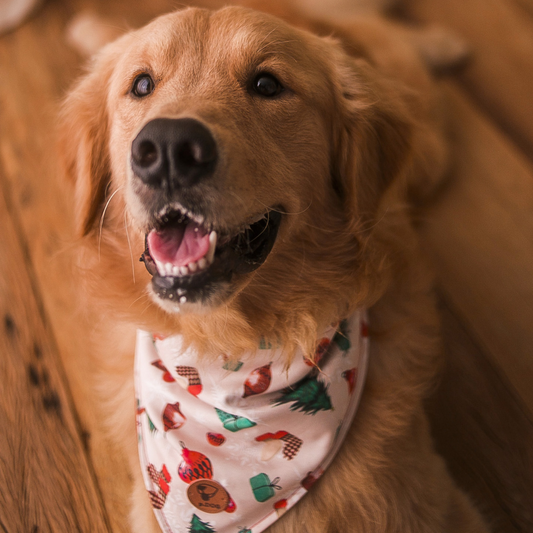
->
[177, 142, 201, 167]
[135, 140, 159, 168]
[176, 140, 215, 168]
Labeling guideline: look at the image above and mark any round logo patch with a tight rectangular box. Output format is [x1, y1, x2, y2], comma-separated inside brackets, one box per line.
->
[187, 479, 230, 514]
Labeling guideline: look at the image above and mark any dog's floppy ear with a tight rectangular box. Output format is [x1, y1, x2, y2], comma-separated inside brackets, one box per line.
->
[58, 45, 117, 238]
[332, 53, 414, 231]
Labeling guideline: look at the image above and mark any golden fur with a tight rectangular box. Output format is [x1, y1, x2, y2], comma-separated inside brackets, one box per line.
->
[59, 3, 489, 532]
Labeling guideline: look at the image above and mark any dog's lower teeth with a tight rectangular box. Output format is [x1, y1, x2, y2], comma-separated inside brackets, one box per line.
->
[189, 261, 198, 272]
[180, 265, 189, 276]
[198, 257, 207, 270]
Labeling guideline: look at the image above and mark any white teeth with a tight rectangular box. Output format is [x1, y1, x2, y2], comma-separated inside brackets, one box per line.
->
[157, 203, 204, 226]
[155, 259, 205, 277]
[206, 231, 217, 265]
[155, 259, 165, 276]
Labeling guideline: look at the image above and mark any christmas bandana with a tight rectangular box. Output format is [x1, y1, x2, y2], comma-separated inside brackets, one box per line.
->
[135, 310, 369, 533]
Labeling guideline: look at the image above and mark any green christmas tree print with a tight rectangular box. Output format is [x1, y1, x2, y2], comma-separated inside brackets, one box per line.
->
[146, 412, 157, 434]
[189, 514, 216, 533]
[272, 374, 332, 414]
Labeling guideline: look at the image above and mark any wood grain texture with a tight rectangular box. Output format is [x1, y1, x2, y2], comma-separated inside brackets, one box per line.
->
[420, 83, 533, 416]
[428, 301, 533, 533]
[401, 0, 533, 161]
[0, 163, 110, 531]
[0, 0, 532, 531]
[0, 1, 142, 530]
[512, 0, 533, 18]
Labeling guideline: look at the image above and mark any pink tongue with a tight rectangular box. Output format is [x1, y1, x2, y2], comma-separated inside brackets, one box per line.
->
[147, 222, 210, 267]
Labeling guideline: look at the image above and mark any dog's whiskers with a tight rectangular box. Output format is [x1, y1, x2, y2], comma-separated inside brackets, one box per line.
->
[98, 186, 123, 260]
[129, 292, 150, 309]
[256, 199, 313, 217]
[123, 210, 136, 284]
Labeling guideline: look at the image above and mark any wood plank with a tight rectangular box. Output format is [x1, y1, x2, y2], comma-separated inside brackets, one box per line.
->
[428, 300, 533, 533]
[0, 1, 150, 530]
[420, 83, 533, 416]
[1, 1, 532, 531]
[401, 0, 533, 162]
[0, 165, 110, 532]
[513, 0, 533, 18]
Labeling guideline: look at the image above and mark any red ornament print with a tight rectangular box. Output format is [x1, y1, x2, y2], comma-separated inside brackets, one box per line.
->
[243, 362, 272, 398]
[225, 496, 237, 513]
[342, 368, 358, 394]
[178, 444, 213, 483]
[274, 498, 288, 517]
[206, 432, 226, 446]
[301, 469, 322, 491]
[361, 321, 369, 338]
[163, 402, 186, 431]
[274, 499, 287, 510]
[304, 338, 331, 367]
[151, 359, 176, 383]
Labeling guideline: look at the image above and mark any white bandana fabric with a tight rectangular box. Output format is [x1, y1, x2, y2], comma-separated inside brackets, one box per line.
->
[135, 310, 369, 533]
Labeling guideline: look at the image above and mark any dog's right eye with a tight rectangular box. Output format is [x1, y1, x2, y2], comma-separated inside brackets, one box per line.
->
[252, 73, 284, 98]
[131, 74, 154, 98]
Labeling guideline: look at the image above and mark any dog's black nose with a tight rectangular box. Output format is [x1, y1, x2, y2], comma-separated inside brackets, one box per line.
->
[131, 118, 217, 189]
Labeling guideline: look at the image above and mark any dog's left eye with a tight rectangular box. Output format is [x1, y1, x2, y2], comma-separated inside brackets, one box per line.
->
[131, 74, 154, 98]
[252, 73, 284, 98]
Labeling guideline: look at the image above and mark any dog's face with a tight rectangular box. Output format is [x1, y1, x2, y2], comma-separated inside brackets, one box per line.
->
[106, 7, 341, 310]
[60, 6, 412, 344]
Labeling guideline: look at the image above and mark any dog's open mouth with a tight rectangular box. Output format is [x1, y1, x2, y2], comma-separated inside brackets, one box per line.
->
[140, 205, 282, 304]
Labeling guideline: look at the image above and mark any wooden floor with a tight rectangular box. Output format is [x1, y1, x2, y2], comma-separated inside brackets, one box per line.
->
[0, 0, 532, 531]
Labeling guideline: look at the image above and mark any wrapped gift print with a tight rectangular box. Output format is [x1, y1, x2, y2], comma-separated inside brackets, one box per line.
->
[135, 310, 369, 533]
[249, 474, 282, 502]
[332, 319, 351, 352]
[215, 408, 257, 432]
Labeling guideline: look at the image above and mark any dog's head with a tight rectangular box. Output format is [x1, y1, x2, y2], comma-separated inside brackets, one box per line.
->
[59, 6, 421, 351]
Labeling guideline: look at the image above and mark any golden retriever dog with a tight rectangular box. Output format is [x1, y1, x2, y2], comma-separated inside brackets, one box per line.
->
[59, 2, 489, 532]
